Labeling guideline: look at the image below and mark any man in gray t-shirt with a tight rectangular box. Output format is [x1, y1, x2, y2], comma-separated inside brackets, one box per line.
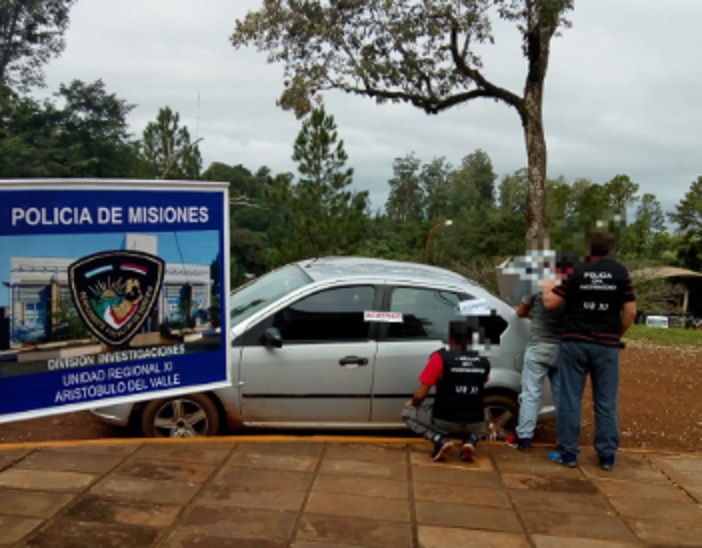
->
[509, 284, 566, 451]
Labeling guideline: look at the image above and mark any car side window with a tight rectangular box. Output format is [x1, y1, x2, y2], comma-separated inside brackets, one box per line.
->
[388, 286, 509, 345]
[388, 287, 467, 342]
[272, 286, 375, 343]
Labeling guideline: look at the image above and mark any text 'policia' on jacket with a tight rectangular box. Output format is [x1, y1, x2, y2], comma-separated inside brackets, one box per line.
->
[558, 257, 635, 346]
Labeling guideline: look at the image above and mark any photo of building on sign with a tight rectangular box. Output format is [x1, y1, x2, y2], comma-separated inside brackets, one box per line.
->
[0, 231, 222, 374]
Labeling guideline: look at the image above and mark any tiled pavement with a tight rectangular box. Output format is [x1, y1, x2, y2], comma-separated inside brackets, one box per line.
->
[0, 438, 701, 547]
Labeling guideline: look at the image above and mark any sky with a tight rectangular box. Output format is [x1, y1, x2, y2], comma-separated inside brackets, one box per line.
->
[36, 0, 702, 217]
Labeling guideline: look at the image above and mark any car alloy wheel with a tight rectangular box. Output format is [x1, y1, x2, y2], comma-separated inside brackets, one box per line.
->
[141, 393, 220, 438]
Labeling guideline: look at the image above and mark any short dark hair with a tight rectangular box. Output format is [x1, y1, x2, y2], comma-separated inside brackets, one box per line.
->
[588, 228, 616, 256]
[449, 321, 473, 351]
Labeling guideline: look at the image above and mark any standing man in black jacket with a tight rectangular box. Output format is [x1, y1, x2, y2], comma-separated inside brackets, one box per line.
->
[544, 229, 637, 470]
[402, 321, 490, 463]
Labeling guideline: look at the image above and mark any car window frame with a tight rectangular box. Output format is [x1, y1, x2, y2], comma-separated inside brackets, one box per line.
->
[241, 283, 385, 346]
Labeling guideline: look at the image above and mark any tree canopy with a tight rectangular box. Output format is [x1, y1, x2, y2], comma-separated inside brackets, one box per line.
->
[0, 0, 76, 93]
[232, 0, 574, 246]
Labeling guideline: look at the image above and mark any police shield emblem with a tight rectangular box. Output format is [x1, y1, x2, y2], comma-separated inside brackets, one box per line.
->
[68, 250, 165, 346]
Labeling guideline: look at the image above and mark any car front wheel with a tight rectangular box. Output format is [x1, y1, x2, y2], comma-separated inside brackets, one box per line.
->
[483, 393, 519, 441]
[140, 393, 221, 438]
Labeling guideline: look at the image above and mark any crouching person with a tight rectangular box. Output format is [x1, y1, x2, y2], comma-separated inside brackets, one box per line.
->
[402, 321, 491, 463]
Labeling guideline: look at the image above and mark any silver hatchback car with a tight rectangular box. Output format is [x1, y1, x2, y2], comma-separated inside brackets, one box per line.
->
[93, 257, 554, 438]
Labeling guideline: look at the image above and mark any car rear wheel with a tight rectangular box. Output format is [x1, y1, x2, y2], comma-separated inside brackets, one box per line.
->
[140, 393, 221, 438]
[483, 393, 519, 441]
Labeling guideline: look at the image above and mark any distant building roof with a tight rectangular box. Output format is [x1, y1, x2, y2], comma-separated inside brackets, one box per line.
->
[631, 266, 702, 280]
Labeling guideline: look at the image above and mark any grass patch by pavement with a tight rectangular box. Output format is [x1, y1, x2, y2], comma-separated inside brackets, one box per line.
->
[625, 324, 702, 346]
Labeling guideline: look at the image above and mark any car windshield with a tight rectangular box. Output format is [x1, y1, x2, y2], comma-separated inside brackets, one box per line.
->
[230, 263, 312, 325]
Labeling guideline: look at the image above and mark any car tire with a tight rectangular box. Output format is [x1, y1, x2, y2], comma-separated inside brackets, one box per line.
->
[483, 393, 519, 441]
[140, 393, 221, 438]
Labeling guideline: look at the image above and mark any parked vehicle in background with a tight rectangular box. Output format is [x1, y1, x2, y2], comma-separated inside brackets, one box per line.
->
[645, 315, 670, 329]
[93, 257, 554, 438]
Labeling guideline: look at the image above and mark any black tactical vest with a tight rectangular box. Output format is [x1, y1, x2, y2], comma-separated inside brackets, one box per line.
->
[432, 349, 490, 423]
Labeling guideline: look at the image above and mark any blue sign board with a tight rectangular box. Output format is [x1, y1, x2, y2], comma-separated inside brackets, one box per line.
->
[0, 180, 230, 423]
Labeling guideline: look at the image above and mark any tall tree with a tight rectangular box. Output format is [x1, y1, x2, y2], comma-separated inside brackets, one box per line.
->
[420, 156, 452, 222]
[386, 153, 424, 221]
[232, 0, 574, 246]
[668, 176, 702, 270]
[139, 106, 202, 179]
[54, 79, 136, 177]
[0, 79, 138, 177]
[265, 105, 369, 265]
[0, 0, 76, 93]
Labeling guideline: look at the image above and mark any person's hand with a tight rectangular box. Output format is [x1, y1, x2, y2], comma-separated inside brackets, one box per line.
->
[404, 399, 416, 408]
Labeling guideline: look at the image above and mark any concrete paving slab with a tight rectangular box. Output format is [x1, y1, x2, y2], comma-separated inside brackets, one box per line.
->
[37, 442, 141, 455]
[510, 490, 615, 516]
[531, 534, 644, 547]
[131, 441, 235, 464]
[198, 485, 307, 511]
[313, 474, 409, 499]
[112, 458, 217, 483]
[296, 514, 411, 547]
[411, 466, 501, 488]
[319, 458, 408, 480]
[234, 442, 325, 457]
[413, 482, 511, 508]
[0, 515, 43, 545]
[23, 518, 160, 547]
[162, 532, 287, 547]
[417, 524, 530, 548]
[502, 473, 599, 493]
[89, 476, 201, 505]
[62, 494, 182, 528]
[325, 443, 407, 464]
[608, 496, 702, 521]
[0, 448, 32, 470]
[493, 456, 592, 478]
[520, 510, 638, 542]
[176, 505, 297, 542]
[416, 500, 523, 533]
[225, 451, 319, 472]
[593, 478, 692, 501]
[305, 491, 411, 522]
[0, 468, 96, 492]
[580, 462, 671, 484]
[213, 466, 314, 491]
[0, 489, 73, 518]
[15, 448, 125, 474]
[627, 518, 702, 546]
[292, 541, 366, 548]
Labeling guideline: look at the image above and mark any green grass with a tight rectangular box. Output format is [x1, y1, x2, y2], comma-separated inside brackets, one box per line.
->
[625, 324, 702, 346]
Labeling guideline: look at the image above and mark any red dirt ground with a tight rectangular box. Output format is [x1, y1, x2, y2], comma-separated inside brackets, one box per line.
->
[1, 340, 701, 453]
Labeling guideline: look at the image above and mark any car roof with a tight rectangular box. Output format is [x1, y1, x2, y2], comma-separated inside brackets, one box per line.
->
[295, 256, 481, 288]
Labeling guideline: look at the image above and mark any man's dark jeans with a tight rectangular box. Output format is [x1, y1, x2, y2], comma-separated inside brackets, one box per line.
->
[557, 340, 620, 458]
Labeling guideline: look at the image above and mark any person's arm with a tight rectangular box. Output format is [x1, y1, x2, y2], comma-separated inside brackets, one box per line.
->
[515, 302, 531, 318]
[542, 284, 564, 310]
[404, 383, 431, 407]
[621, 301, 637, 336]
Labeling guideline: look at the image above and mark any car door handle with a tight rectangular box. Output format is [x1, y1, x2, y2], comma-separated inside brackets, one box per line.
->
[339, 356, 368, 366]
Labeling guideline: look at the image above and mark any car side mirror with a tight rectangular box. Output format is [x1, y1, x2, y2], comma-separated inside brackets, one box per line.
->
[261, 327, 283, 348]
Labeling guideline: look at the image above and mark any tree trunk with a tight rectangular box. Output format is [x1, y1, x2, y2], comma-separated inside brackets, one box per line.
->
[522, 80, 547, 249]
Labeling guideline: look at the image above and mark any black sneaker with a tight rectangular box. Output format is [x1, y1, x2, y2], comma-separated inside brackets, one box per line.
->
[432, 438, 453, 462]
[517, 437, 533, 451]
[506, 436, 532, 451]
[599, 454, 616, 471]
